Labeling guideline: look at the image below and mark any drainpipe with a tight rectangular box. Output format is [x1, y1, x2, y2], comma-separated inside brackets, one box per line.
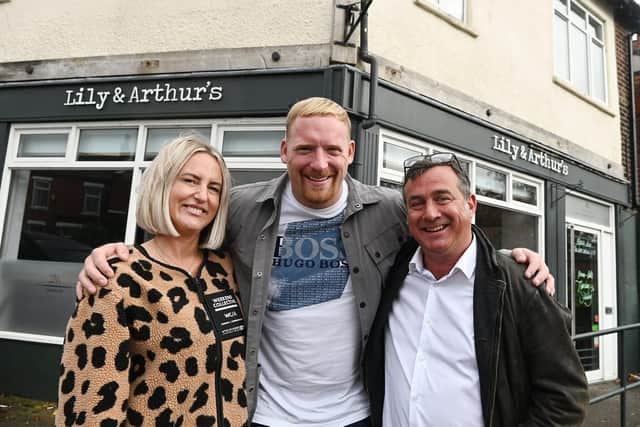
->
[359, 0, 377, 129]
[629, 32, 640, 208]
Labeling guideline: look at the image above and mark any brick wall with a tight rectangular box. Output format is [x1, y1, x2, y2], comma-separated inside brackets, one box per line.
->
[617, 23, 640, 205]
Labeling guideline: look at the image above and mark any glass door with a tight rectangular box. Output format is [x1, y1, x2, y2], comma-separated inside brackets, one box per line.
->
[567, 225, 602, 378]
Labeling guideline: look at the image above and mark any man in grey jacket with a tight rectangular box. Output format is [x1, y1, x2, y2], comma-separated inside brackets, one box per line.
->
[77, 97, 554, 426]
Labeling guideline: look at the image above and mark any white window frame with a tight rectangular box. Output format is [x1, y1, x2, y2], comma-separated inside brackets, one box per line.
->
[377, 128, 545, 254]
[553, 0, 608, 104]
[0, 118, 285, 343]
[418, 0, 466, 22]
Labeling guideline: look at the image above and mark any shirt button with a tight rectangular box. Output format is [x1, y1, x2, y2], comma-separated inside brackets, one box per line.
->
[259, 234, 265, 240]
[374, 251, 381, 258]
[343, 231, 351, 238]
[354, 203, 362, 209]
[353, 267, 360, 274]
[359, 302, 366, 308]
[256, 272, 263, 278]
[252, 309, 258, 316]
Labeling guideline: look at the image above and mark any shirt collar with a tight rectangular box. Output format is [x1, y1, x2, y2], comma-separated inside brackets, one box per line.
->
[408, 234, 477, 281]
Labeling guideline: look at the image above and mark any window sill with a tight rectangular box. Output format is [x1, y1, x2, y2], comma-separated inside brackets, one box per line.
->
[414, 0, 478, 38]
[553, 76, 615, 117]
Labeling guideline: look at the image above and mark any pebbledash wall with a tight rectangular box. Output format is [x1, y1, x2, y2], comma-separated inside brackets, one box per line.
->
[0, 65, 633, 400]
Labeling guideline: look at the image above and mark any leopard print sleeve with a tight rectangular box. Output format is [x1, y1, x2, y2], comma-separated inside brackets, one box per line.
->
[56, 286, 131, 427]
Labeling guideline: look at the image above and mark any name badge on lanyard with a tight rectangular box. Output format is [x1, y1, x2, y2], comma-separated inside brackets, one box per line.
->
[205, 290, 245, 340]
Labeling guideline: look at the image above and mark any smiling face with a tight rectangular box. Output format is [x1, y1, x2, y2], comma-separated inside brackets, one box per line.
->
[404, 165, 477, 276]
[168, 152, 222, 239]
[281, 115, 355, 209]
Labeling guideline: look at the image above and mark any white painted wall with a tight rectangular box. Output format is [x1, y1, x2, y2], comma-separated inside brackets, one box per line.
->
[0, 0, 334, 61]
[368, 0, 622, 166]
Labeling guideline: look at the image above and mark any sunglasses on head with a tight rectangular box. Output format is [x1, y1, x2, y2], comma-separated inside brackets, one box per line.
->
[403, 152, 467, 179]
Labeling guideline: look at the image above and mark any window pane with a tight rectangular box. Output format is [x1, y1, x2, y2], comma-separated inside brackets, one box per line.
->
[383, 143, 422, 172]
[475, 204, 538, 251]
[570, 1, 586, 29]
[554, 14, 570, 81]
[566, 193, 610, 227]
[77, 128, 137, 161]
[588, 16, 603, 41]
[145, 127, 211, 161]
[591, 42, 606, 102]
[555, 0, 568, 14]
[438, 0, 464, 20]
[570, 24, 589, 94]
[222, 130, 283, 157]
[17, 134, 67, 158]
[2, 169, 132, 262]
[512, 181, 538, 205]
[475, 165, 506, 201]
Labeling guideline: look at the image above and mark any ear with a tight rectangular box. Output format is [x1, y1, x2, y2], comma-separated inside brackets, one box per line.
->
[466, 193, 477, 216]
[346, 139, 355, 165]
[280, 138, 288, 164]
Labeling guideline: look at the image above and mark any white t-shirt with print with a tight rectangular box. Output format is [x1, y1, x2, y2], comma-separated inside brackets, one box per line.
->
[252, 182, 370, 427]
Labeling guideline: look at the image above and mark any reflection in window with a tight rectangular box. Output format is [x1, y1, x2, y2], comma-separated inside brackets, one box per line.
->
[3, 170, 132, 262]
[475, 204, 538, 251]
[77, 128, 137, 161]
[512, 180, 537, 205]
[476, 165, 506, 201]
[30, 177, 52, 210]
[18, 134, 68, 158]
[383, 143, 422, 172]
[222, 130, 283, 157]
[145, 127, 212, 160]
[82, 182, 104, 215]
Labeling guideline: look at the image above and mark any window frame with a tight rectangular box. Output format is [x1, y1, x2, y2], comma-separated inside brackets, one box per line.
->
[378, 128, 545, 254]
[553, 0, 608, 104]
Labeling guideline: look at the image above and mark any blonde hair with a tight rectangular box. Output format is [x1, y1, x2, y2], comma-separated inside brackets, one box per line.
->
[286, 97, 351, 136]
[136, 135, 231, 249]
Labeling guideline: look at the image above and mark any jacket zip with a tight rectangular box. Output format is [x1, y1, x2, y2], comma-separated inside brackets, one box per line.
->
[196, 278, 225, 426]
[488, 282, 505, 426]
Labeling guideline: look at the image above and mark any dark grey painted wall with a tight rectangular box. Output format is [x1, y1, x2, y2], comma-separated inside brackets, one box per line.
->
[0, 340, 61, 401]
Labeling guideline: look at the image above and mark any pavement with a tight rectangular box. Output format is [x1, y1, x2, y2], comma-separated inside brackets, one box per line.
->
[1, 379, 639, 426]
[584, 379, 640, 427]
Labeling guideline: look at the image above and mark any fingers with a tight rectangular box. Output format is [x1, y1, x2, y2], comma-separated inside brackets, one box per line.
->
[544, 274, 556, 296]
[75, 281, 86, 300]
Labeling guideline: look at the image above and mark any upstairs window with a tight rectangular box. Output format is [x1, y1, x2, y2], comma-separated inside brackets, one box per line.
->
[554, 0, 607, 103]
[422, 0, 465, 21]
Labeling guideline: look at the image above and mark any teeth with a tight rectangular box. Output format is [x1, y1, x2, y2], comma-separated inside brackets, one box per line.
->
[425, 225, 446, 232]
[185, 206, 204, 215]
[307, 176, 329, 182]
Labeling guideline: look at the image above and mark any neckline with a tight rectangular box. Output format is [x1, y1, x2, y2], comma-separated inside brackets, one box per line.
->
[135, 244, 207, 278]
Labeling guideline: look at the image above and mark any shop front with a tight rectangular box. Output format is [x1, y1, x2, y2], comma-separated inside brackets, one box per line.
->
[0, 65, 632, 399]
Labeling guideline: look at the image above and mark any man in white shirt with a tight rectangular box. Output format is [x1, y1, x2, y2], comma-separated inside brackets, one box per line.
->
[365, 153, 588, 426]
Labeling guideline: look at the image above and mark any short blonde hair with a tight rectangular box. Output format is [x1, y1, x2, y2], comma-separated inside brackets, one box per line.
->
[286, 97, 351, 136]
[136, 135, 231, 249]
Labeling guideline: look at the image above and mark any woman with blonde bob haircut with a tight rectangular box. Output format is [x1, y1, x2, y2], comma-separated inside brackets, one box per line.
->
[57, 135, 248, 426]
[136, 135, 231, 249]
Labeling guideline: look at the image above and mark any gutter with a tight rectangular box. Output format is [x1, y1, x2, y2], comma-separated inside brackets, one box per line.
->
[359, 0, 378, 129]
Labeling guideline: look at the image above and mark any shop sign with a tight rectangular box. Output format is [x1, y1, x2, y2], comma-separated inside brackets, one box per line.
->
[491, 135, 568, 176]
[63, 81, 223, 111]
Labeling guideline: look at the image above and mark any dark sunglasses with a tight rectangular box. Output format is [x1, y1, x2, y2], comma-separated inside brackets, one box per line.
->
[403, 152, 467, 179]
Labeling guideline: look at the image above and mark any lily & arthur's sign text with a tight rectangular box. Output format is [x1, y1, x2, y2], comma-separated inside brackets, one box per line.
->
[492, 135, 568, 176]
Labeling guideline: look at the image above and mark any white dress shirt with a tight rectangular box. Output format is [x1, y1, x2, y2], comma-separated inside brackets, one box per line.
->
[383, 237, 484, 427]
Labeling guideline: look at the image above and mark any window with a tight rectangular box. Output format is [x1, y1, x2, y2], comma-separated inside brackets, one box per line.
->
[420, 0, 465, 21]
[82, 182, 104, 216]
[554, 0, 607, 103]
[379, 130, 544, 253]
[30, 177, 52, 210]
[0, 119, 285, 341]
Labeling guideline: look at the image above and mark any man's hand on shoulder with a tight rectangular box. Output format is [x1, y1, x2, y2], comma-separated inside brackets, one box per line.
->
[511, 247, 555, 296]
[76, 242, 130, 299]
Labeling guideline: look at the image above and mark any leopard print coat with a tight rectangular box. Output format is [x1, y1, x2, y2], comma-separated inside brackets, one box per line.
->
[56, 246, 247, 427]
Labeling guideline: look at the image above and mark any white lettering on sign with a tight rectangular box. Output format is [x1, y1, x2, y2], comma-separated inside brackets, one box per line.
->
[491, 135, 568, 176]
[63, 82, 223, 110]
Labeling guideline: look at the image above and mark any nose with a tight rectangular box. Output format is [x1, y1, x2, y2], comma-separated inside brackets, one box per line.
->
[421, 200, 440, 221]
[309, 148, 329, 170]
[193, 184, 208, 201]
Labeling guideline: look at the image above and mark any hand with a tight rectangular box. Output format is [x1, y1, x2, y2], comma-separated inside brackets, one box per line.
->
[75, 242, 130, 299]
[511, 247, 555, 296]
